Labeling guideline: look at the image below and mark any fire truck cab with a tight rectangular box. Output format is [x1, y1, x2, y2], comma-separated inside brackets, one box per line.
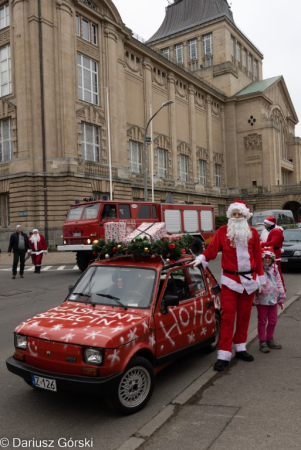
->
[57, 200, 215, 271]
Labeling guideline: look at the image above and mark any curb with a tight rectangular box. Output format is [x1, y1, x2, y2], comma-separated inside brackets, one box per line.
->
[116, 292, 301, 450]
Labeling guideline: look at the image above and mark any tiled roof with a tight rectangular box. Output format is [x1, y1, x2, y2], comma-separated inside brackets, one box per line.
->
[148, 0, 234, 43]
[235, 76, 282, 97]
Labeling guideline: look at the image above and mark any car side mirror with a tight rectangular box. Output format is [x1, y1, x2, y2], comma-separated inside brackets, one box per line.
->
[212, 284, 221, 295]
[68, 285, 74, 293]
[161, 295, 179, 314]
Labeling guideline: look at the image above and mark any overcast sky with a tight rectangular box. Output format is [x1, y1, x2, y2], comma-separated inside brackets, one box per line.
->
[113, 0, 301, 137]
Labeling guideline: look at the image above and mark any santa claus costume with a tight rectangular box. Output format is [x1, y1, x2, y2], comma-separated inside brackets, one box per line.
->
[261, 217, 285, 289]
[29, 229, 47, 273]
[195, 201, 265, 372]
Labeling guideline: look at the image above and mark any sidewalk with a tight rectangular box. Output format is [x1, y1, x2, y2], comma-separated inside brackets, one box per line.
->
[119, 296, 301, 450]
[0, 251, 77, 266]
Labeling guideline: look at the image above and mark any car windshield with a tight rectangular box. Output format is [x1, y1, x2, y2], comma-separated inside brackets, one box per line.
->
[68, 266, 156, 309]
[283, 229, 301, 242]
[66, 206, 84, 221]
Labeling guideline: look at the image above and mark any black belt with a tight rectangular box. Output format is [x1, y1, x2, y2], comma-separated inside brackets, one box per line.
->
[223, 269, 255, 280]
[274, 247, 281, 250]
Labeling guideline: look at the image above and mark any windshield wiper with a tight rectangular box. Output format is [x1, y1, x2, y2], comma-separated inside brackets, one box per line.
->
[70, 292, 95, 306]
[96, 293, 127, 310]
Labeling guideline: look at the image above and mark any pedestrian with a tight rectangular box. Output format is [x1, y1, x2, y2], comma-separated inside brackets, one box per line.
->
[29, 229, 47, 273]
[25, 231, 33, 263]
[8, 225, 31, 279]
[194, 200, 265, 372]
[261, 217, 285, 289]
[254, 247, 285, 353]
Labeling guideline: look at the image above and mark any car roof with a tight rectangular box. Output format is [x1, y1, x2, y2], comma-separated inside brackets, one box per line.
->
[90, 254, 195, 270]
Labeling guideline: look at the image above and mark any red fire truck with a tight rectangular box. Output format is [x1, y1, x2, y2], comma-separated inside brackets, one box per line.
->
[57, 200, 215, 271]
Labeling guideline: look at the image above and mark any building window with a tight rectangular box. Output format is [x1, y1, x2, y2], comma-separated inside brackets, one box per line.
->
[0, 44, 11, 96]
[0, 4, 9, 30]
[254, 60, 258, 78]
[0, 118, 13, 162]
[175, 44, 183, 64]
[188, 38, 198, 60]
[76, 14, 98, 45]
[236, 42, 241, 63]
[198, 159, 206, 185]
[179, 154, 188, 181]
[214, 164, 222, 187]
[81, 122, 101, 162]
[203, 34, 212, 56]
[157, 148, 167, 178]
[231, 36, 234, 58]
[248, 54, 252, 73]
[243, 49, 247, 68]
[129, 140, 142, 174]
[0, 193, 9, 227]
[162, 47, 170, 60]
[77, 53, 98, 105]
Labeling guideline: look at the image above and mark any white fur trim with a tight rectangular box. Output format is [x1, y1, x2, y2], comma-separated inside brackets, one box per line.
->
[221, 274, 244, 293]
[234, 343, 246, 352]
[227, 202, 252, 220]
[264, 219, 275, 225]
[217, 349, 232, 361]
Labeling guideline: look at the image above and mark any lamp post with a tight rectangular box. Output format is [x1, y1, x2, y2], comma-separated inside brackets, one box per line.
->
[143, 100, 173, 201]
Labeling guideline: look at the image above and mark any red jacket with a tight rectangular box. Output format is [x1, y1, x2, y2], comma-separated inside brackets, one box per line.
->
[30, 234, 47, 252]
[202, 225, 265, 294]
[261, 227, 284, 261]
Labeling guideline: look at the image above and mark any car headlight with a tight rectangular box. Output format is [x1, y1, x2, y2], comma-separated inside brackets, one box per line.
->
[15, 334, 27, 350]
[83, 348, 103, 366]
[293, 250, 301, 256]
[87, 238, 91, 244]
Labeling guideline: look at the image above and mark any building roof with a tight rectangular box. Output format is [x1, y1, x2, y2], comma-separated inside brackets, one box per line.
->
[148, 0, 234, 43]
[235, 76, 282, 97]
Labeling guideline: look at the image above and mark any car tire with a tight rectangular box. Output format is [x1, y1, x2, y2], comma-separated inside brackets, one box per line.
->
[205, 312, 221, 352]
[106, 356, 155, 415]
[76, 252, 93, 272]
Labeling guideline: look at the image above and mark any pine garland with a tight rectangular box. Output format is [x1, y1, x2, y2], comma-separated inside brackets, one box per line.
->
[92, 234, 194, 261]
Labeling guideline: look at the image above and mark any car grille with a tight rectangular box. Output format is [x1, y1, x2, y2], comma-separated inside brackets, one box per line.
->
[282, 250, 294, 257]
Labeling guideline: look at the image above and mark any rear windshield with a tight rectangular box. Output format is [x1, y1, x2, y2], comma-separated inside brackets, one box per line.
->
[66, 206, 84, 221]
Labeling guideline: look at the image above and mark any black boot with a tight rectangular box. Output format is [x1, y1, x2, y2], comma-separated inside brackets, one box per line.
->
[34, 266, 37, 273]
[36, 266, 41, 273]
[235, 351, 254, 361]
[213, 359, 229, 372]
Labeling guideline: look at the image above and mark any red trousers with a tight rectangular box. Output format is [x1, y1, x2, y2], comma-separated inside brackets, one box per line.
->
[32, 253, 43, 266]
[219, 285, 254, 355]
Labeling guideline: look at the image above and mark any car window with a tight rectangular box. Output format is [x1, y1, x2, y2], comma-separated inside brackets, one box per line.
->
[187, 267, 207, 296]
[102, 204, 117, 219]
[82, 204, 100, 219]
[161, 269, 192, 303]
[138, 204, 151, 219]
[118, 204, 131, 219]
[66, 206, 84, 221]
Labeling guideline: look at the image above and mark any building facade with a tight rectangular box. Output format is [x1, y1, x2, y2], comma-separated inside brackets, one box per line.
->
[0, 0, 300, 246]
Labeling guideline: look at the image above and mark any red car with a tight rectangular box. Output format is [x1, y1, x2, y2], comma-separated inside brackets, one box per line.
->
[6, 254, 221, 415]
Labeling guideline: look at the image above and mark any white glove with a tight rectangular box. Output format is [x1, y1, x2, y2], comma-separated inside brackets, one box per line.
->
[193, 254, 208, 268]
[44, 250, 48, 254]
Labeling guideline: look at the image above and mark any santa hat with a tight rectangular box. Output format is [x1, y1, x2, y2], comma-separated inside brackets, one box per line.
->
[264, 216, 276, 226]
[226, 200, 252, 220]
[32, 229, 39, 233]
[262, 247, 275, 259]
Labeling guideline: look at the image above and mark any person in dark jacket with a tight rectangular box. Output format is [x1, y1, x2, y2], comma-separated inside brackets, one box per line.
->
[8, 225, 31, 279]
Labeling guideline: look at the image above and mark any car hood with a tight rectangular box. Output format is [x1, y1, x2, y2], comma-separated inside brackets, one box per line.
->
[14, 302, 151, 348]
[283, 242, 301, 249]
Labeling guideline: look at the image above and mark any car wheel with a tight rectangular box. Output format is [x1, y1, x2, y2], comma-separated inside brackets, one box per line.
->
[205, 312, 221, 352]
[76, 252, 92, 272]
[106, 356, 155, 415]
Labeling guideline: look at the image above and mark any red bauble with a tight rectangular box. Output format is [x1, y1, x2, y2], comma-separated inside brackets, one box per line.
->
[168, 243, 176, 249]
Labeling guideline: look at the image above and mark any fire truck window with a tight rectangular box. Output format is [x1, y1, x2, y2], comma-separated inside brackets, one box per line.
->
[152, 205, 157, 219]
[82, 204, 100, 219]
[66, 206, 84, 221]
[138, 204, 151, 219]
[102, 204, 117, 219]
[118, 204, 131, 219]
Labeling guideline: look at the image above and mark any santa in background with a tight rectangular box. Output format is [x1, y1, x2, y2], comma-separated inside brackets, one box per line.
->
[261, 216, 285, 289]
[194, 200, 265, 372]
[30, 229, 47, 273]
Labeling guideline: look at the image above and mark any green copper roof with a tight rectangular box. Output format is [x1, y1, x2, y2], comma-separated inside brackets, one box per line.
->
[235, 76, 282, 97]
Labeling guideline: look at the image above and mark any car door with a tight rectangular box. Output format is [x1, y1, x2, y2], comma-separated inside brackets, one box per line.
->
[153, 267, 198, 360]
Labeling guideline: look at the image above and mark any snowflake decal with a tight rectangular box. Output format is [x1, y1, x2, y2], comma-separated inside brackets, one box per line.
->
[84, 331, 103, 340]
[27, 321, 41, 329]
[149, 334, 156, 347]
[188, 332, 195, 343]
[142, 321, 149, 332]
[39, 332, 49, 340]
[111, 326, 124, 334]
[107, 349, 120, 367]
[127, 327, 138, 341]
[60, 332, 75, 342]
[201, 327, 207, 336]
[52, 324, 63, 331]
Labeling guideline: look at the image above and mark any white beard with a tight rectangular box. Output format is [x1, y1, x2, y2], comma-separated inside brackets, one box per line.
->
[226, 218, 252, 247]
[30, 234, 40, 251]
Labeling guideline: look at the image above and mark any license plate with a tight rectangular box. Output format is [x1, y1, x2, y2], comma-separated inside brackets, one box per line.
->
[281, 258, 288, 262]
[73, 232, 81, 237]
[31, 374, 57, 391]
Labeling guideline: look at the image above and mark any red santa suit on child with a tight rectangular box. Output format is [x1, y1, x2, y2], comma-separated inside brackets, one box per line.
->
[30, 229, 47, 273]
[261, 217, 285, 289]
[195, 201, 265, 372]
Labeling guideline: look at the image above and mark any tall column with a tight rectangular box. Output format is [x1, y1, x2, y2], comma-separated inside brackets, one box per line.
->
[105, 25, 119, 164]
[143, 57, 153, 173]
[188, 85, 197, 182]
[168, 72, 177, 179]
[206, 95, 214, 186]
[220, 105, 227, 186]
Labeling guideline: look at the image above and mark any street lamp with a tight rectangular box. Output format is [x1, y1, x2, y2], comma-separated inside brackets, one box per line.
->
[143, 100, 174, 201]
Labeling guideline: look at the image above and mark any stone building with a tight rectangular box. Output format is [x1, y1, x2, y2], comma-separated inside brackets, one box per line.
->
[0, 0, 300, 246]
